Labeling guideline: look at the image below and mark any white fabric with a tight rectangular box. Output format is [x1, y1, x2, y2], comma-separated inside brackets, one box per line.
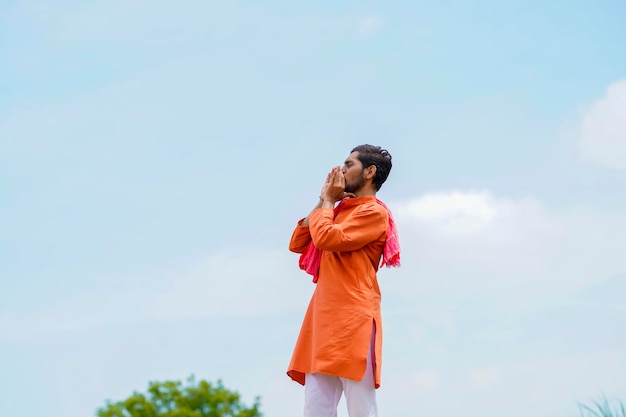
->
[303, 325, 377, 417]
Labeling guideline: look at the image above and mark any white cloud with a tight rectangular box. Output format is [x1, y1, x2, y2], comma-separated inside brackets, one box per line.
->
[580, 78, 626, 169]
[389, 190, 626, 305]
[396, 190, 498, 235]
[359, 15, 382, 36]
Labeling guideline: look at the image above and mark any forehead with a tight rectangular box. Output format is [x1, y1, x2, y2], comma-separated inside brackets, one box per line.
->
[345, 151, 361, 164]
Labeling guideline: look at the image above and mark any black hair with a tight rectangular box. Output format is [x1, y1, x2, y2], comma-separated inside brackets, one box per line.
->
[350, 144, 392, 191]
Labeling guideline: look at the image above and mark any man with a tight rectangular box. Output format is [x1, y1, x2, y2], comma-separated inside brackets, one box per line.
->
[287, 144, 399, 417]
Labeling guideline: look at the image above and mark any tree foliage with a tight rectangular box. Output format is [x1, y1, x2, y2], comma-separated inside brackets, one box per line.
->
[97, 375, 262, 417]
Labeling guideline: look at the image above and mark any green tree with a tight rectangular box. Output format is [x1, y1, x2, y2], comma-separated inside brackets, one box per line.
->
[96, 375, 262, 417]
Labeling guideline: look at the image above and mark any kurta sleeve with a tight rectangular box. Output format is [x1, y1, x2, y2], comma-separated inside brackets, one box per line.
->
[309, 205, 387, 252]
[289, 219, 313, 253]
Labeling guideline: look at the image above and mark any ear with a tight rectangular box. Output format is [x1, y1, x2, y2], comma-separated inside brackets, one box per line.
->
[364, 165, 377, 180]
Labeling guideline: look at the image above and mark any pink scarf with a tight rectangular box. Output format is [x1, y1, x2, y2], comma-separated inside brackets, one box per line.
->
[298, 198, 401, 283]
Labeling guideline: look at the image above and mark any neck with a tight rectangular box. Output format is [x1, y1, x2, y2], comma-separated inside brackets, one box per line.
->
[354, 186, 377, 198]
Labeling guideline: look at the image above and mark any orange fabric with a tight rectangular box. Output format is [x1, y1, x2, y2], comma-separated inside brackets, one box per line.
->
[298, 197, 401, 283]
[287, 195, 388, 388]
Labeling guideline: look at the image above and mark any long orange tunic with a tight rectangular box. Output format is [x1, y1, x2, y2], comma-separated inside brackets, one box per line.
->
[287, 195, 388, 388]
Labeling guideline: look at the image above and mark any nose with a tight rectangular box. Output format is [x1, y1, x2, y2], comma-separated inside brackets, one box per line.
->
[341, 166, 347, 174]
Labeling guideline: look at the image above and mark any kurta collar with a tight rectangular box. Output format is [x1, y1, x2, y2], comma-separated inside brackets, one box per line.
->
[339, 195, 377, 208]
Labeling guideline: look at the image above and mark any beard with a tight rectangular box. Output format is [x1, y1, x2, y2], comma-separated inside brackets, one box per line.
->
[344, 172, 365, 193]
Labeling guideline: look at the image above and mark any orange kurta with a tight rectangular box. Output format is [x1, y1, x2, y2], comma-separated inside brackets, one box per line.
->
[287, 195, 388, 388]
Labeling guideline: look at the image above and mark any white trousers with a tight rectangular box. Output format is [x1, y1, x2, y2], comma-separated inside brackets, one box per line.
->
[303, 327, 377, 417]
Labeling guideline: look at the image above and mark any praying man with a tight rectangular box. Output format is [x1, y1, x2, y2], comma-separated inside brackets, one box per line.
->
[287, 144, 400, 417]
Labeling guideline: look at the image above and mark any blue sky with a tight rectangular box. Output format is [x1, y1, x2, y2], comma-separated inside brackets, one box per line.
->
[1, 1, 625, 416]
